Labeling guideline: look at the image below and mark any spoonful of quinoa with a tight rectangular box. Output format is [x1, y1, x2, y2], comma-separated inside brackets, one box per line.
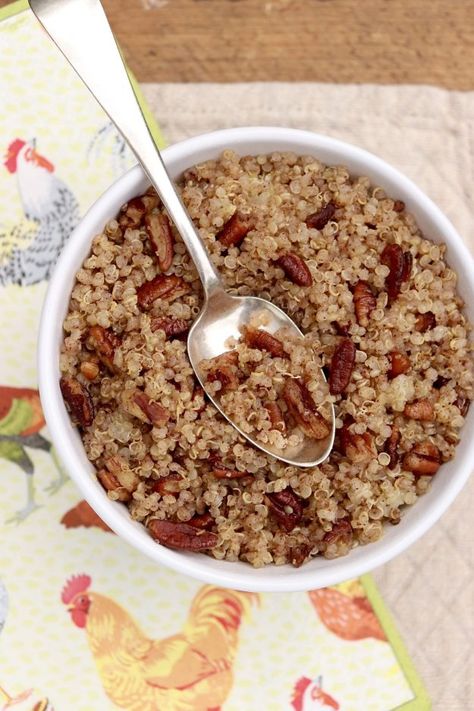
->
[30, 0, 335, 466]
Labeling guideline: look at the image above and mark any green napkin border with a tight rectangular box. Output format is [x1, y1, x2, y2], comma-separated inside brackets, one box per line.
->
[0, 2, 430, 709]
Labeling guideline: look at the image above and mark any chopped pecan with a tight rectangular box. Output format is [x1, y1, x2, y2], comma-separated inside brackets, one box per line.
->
[60, 377, 94, 428]
[404, 398, 434, 421]
[80, 360, 100, 381]
[276, 253, 313, 286]
[148, 519, 218, 550]
[353, 280, 376, 327]
[104, 455, 139, 493]
[119, 196, 146, 228]
[265, 401, 286, 432]
[305, 202, 336, 230]
[341, 424, 377, 462]
[384, 424, 401, 468]
[433, 375, 450, 389]
[216, 211, 254, 248]
[87, 325, 121, 371]
[329, 338, 356, 395]
[393, 199, 406, 213]
[401, 251, 413, 282]
[266, 489, 303, 532]
[153, 472, 182, 495]
[381, 243, 406, 300]
[402, 441, 441, 476]
[415, 311, 436, 332]
[333, 321, 351, 336]
[283, 378, 330, 440]
[243, 327, 286, 358]
[455, 395, 471, 417]
[188, 511, 215, 530]
[151, 316, 189, 340]
[206, 351, 240, 391]
[212, 464, 250, 479]
[145, 212, 174, 272]
[137, 274, 187, 310]
[290, 544, 312, 568]
[96, 468, 130, 502]
[121, 388, 169, 426]
[323, 519, 353, 547]
[388, 351, 410, 378]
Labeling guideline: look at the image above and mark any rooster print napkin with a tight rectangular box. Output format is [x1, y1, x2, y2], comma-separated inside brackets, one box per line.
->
[0, 3, 429, 710]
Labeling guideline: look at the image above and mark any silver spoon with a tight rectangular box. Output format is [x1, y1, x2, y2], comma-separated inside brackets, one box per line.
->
[30, 0, 335, 467]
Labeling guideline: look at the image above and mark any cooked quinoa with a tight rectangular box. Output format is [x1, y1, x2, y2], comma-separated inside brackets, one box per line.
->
[59, 150, 474, 567]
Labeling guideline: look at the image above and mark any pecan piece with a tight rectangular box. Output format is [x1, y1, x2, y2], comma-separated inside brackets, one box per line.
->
[381, 243, 405, 300]
[323, 519, 353, 547]
[211, 465, 250, 479]
[341, 422, 377, 463]
[104, 455, 139, 493]
[353, 280, 376, 327]
[333, 321, 351, 337]
[145, 212, 174, 272]
[243, 327, 286, 358]
[60, 377, 94, 428]
[290, 543, 312, 568]
[455, 395, 470, 417]
[305, 202, 336, 230]
[97, 468, 130, 502]
[404, 398, 434, 421]
[119, 196, 146, 228]
[148, 519, 218, 550]
[153, 472, 182, 495]
[266, 489, 303, 532]
[265, 401, 286, 432]
[137, 274, 187, 310]
[121, 388, 169, 426]
[206, 351, 240, 391]
[393, 199, 406, 213]
[276, 253, 313, 286]
[402, 441, 441, 476]
[329, 338, 356, 395]
[188, 512, 215, 530]
[415, 311, 436, 332]
[216, 211, 254, 248]
[384, 424, 401, 469]
[401, 251, 413, 282]
[433, 375, 450, 389]
[87, 325, 121, 372]
[282, 378, 330, 440]
[388, 351, 410, 378]
[151, 316, 189, 340]
[80, 360, 100, 381]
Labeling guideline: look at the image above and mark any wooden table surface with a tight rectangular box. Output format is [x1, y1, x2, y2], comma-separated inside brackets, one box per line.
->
[6, 0, 473, 89]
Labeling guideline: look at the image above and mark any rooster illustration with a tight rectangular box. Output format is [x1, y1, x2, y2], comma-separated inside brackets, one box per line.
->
[61, 574, 258, 711]
[0, 386, 67, 523]
[1, 138, 79, 286]
[308, 582, 387, 642]
[291, 675, 340, 711]
[0, 580, 54, 710]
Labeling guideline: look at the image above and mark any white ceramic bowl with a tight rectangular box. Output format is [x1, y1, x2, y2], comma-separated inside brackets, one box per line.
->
[38, 127, 474, 592]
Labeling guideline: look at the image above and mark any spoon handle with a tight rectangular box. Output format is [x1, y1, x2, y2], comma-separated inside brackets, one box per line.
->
[29, 0, 222, 298]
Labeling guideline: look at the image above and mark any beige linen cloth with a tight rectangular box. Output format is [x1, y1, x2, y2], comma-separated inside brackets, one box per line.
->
[143, 82, 474, 711]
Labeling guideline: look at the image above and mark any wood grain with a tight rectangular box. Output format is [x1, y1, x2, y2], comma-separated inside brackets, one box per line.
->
[7, 0, 473, 88]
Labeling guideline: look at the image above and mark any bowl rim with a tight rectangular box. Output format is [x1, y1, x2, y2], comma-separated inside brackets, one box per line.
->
[38, 126, 474, 592]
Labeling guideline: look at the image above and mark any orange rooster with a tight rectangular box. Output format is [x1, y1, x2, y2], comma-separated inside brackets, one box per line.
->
[61, 574, 258, 711]
[308, 583, 387, 642]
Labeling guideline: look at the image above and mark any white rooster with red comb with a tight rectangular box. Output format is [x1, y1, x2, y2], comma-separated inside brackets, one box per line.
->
[1, 138, 79, 286]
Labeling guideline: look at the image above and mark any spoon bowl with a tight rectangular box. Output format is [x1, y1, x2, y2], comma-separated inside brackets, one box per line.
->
[188, 289, 335, 466]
